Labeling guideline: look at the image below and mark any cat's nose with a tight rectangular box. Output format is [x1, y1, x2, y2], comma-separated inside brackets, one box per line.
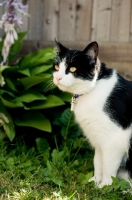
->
[56, 77, 62, 82]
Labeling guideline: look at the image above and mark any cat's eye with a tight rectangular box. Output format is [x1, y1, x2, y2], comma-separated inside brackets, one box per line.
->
[69, 67, 77, 73]
[55, 65, 59, 71]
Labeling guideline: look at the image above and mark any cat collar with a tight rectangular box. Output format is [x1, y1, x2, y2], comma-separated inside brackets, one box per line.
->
[71, 94, 82, 111]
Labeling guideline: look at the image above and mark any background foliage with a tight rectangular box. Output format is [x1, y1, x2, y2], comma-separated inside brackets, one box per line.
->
[0, 32, 131, 199]
[0, 32, 72, 142]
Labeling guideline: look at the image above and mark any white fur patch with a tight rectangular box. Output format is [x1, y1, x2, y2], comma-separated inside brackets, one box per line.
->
[53, 59, 132, 187]
[74, 71, 132, 187]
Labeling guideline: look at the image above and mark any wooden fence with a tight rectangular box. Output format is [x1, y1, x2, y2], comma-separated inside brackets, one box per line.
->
[0, 0, 132, 76]
[25, 0, 132, 43]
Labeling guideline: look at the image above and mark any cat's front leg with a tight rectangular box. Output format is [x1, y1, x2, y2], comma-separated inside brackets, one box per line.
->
[89, 148, 102, 185]
[99, 145, 124, 188]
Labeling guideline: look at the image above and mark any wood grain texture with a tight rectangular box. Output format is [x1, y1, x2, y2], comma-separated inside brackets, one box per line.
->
[118, 0, 131, 42]
[130, 0, 132, 41]
[111, 0, 131, 42]
[28, 0, 44, 40]
[43, 0, 59, 41]
[76, 0, 93, 41]
[96, 0, 112, 42]
[91, 0, 98, 41]
[110, 0, 120, 42]
[59, 0, 76, 41]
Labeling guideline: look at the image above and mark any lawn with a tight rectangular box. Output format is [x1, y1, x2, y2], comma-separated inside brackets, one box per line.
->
[0, 138, 132, 200]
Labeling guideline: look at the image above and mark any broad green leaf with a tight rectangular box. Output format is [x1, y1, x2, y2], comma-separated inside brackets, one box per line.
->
[19, 48, 55, 69]
[0, 100, 15, 141]
[24, 95, 65, 110]
[0, 65, 9, 73]
[0, 128, 7, 140]
[20, 74, 52, 89]
[0, 89, 15, 97]
[15, 91, 47, 103]
[15, 111, 51, 132]
[1, 96, 23, 108]
[30, 64, 52, 76]
[61, 108, 75, 126]
[17, 68, 30, 76]
[4, 76, 18, 92]
[57, 92, 72, 102]
[36, 138, 50, 152]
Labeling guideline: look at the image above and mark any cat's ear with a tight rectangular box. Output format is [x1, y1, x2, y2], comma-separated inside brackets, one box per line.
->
[54, 38, 68, 54]
[83, 41, 98, 59]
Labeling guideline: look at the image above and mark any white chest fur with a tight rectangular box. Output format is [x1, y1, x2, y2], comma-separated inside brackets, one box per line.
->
[74, 72, 131, 149]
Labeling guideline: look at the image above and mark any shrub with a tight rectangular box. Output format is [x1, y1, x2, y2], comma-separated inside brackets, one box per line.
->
[0, 32, 72, 141]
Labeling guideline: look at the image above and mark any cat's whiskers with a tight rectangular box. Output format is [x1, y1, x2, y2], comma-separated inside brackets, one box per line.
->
[43, 79, 55, 92]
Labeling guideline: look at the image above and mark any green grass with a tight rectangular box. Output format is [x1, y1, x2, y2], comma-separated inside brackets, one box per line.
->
[0, 139, 132, 200]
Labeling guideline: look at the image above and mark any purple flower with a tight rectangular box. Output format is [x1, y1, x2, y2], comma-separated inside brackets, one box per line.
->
[0, 0, 29, 64]
[0, 0, 28, 28]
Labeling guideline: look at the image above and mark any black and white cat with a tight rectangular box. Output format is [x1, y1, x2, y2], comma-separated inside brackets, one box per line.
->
[52, 40, 132, 188]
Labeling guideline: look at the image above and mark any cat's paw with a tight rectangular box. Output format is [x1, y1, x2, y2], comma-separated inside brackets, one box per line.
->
[88, 176, 101, 184]
[88, 176, 96, 183]
[98, 178, 112, 188]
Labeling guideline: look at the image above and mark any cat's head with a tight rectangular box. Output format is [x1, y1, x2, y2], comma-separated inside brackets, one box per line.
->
[52, 40, 101, 94]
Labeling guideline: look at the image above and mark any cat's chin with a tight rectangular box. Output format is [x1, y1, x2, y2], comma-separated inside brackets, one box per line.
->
[57, 84, 69, 92]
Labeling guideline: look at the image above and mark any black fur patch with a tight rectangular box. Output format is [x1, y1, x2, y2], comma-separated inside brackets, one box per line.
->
[104, 74, 132, 129]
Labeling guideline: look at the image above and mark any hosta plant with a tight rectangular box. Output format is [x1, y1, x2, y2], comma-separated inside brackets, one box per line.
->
[0, 32, 71, 141]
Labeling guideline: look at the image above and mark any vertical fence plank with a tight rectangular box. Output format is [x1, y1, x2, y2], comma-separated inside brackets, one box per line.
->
[91, 0, 112, 42]
[118, 0, 131, 42]
[97, 0, 112, 42]
[43, 0, 59, 41]
[28, 0, 44, 40]
[111, 0, 131, 42]
[59, 0, 76, 41]
[130, 0, 132, 41]
[91, 0, 98, 41]
[76, 0, 93, 42]
[110, 0, 120, 42]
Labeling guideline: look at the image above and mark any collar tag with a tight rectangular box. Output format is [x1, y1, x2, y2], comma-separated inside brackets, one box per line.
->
[71, 94, 81, 111]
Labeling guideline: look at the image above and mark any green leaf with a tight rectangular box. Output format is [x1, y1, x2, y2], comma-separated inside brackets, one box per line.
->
[24, 95, 65, 110]
[30, 64, 52, 76]
[8, 32, 27, 61]
[36, 138, 50, 163]
[15, 111, 52, 132]
[61, 108, 75, 126]
[119, 178, 131, 190]
[58, 92, 72, 102]
[78, 172, 93, 185]
[0, 65, 9, 73]
[4, 76, 18, 92]
[0, 100, 15, 141]
[15, 90, 47, 103]
[20, 74, 52, 89]
[17, 68, 30, 76]
[19, 48, 55, 69]
[6, 157, 14, 166]
[1, 96, 23, 108]
[36, 138, 50, 154]
[0, 89, 15, 97]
